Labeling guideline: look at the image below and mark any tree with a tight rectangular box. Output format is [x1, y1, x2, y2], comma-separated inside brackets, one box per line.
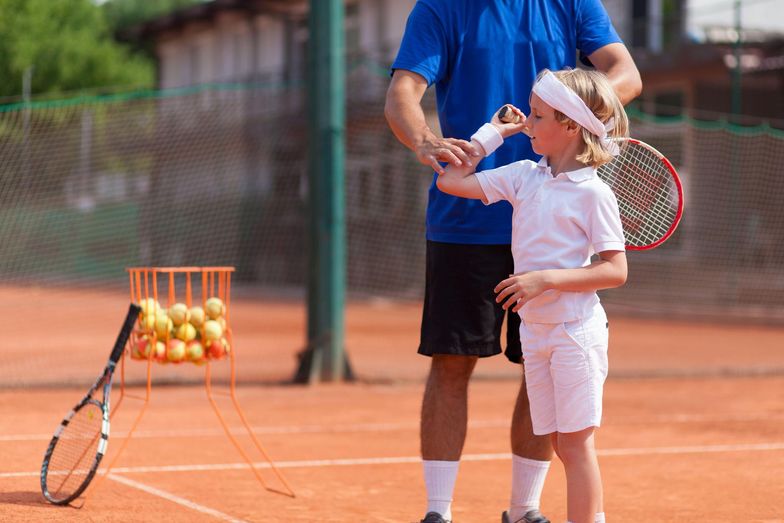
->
[0, 0, 154, 99]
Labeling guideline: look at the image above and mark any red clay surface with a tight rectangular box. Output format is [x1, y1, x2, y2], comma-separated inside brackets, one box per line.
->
[1, 285, 783, 522]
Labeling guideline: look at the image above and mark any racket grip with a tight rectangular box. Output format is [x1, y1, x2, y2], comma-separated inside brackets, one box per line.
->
[498, 105, 522, 124]
[109, 304, 142, 364]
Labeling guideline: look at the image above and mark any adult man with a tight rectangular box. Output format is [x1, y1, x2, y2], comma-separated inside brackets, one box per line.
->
[384, 2, 642, 523]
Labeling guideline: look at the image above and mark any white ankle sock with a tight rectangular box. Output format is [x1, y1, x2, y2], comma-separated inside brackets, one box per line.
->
[423, 460, 459, 521]
[595, 512, 606, 522]
[508, 454, 551, 521]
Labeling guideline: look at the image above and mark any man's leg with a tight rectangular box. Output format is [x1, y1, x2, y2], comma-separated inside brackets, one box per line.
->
[507, 374, 553, 522]
[420, 354, 477, 522]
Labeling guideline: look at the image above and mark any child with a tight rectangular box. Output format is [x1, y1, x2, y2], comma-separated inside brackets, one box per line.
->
[436, 68, 629, 523]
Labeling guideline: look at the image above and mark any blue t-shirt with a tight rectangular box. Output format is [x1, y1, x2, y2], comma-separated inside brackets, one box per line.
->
[391, 0, 621, 244]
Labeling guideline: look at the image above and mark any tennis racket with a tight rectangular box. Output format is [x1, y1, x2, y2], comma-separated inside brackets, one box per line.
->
[497, 106, 684, 249]
[597, 139, 684, 250]
[40, 303, 141, 505]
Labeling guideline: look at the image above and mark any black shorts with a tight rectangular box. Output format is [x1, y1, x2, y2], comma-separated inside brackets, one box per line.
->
[418, 241, 522, 363]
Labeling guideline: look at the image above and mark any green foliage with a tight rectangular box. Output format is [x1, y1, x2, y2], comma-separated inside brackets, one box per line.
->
[0, 0, 154, 99]
[102, 0, 207, 30]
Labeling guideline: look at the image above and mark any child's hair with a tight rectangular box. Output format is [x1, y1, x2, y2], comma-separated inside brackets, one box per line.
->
[536, 68, 629, 167]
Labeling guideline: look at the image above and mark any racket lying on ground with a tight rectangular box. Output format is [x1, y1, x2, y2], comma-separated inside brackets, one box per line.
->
[41, 303, 141, 505]
[498, 106, 684, 250]
[596, 138, 684, 250]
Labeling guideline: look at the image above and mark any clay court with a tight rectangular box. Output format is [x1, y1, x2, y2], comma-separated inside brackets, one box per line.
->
[1, 286, 783, 522]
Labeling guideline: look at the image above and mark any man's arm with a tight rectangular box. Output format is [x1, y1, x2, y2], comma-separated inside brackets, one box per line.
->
[587, 42, 642, 106]
[384, 70, 481, 174]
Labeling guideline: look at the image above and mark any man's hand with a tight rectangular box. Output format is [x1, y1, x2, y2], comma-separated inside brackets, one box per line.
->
[494, 271, 551, 312]
[415, 136, 481, 175]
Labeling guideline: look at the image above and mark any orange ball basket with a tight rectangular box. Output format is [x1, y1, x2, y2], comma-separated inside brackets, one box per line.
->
[105, 266, 296, 499]
[127, 267, 234, 365]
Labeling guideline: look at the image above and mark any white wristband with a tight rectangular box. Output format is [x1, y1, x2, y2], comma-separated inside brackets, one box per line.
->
[470, 123, 504, 156]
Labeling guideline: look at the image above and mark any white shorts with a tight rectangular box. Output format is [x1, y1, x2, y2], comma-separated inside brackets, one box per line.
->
[520, 305, 609, 435]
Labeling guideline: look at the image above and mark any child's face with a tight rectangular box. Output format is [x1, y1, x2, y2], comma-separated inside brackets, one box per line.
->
[526, 93, 574, 157]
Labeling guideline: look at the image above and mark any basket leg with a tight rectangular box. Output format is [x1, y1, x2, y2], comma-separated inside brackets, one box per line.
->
[204, 359, 296, 498]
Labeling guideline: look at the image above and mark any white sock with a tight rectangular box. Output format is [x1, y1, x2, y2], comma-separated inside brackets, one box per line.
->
[423, 460, 459, 521]
[508, 454, 551, 521]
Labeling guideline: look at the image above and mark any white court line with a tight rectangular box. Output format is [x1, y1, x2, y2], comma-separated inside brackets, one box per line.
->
[3, 413, 783, 442]
[4, 441, 784, 479]
[107, 473, 248, 523]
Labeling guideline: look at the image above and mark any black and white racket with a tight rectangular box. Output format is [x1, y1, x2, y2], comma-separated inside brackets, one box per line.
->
[40, 303, 140, 505]
[597, 139, 684, 250]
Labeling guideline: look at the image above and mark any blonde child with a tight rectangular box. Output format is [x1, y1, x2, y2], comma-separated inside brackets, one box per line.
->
[436, 68, 629, 523]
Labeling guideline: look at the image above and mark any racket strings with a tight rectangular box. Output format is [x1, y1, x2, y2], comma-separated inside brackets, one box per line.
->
[599, 144, 680, 248]
[44, 403, 104, 500]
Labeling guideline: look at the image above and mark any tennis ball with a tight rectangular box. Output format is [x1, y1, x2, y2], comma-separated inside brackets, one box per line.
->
[139, 298, 160, 317]
[206, 339, 226, 359]
[203, 319, 223, 341]
[216, 317, 227, 332]
[153, 340, 166, 361]
[139, 313, 156, 332]
[155, 312, 173, 339]
[175, 322, 197, 342]
[205, 297, 225, 319]
[166, 339, 187, 363]
[169, 303, 190, 326]
[186, 340, 204, 362]
[132, 335, 151, 359]
[189, 306, 205, 328]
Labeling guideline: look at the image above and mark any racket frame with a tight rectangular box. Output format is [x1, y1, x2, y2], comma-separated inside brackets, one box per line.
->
[40, 303, 141, 505]
[598, 138, 684, 251]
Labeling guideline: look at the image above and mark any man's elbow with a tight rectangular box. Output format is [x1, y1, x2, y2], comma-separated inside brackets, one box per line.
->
[627, 72, 643, 102]
[383, 92, 395, 127]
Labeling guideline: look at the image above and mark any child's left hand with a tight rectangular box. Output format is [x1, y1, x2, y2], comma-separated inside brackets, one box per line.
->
[494, 271, 550, 312]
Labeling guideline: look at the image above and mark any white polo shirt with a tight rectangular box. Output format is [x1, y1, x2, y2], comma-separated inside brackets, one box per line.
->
[476, 158, 625, 323]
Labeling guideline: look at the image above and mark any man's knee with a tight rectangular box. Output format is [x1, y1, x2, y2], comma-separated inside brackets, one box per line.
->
[429, 354, 477, 383]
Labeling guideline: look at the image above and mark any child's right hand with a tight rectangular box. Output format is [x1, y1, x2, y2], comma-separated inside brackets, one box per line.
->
[491, 104, 528, 139]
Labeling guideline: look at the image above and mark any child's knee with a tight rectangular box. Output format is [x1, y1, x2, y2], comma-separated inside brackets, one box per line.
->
[556, 428, 595, 463]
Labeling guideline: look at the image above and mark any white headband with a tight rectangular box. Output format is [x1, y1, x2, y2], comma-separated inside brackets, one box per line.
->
[531, 71, 617, 154]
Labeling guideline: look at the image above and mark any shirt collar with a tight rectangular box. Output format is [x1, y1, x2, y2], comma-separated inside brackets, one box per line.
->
[536, 157, 597, 183]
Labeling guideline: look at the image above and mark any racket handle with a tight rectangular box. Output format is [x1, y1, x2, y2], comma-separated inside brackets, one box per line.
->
[498, 105, 522, 124]
[109, 304, 142, 365]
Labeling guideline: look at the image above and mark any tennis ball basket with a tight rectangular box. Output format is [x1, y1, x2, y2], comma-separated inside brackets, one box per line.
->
[127, 267, 234, 365]
[111, 266, 295, 498]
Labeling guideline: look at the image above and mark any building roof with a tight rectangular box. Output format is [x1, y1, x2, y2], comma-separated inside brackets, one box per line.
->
[121, 0, 307, 41]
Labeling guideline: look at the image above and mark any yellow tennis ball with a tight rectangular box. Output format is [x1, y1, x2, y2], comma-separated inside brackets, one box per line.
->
[139, 298, 160, 317]
[140, 313, 156, 331]
[203, 319, 223, 341]
[166, 339, 187, 363]
[204, 297, 225, 319]
[186, 340, 205, 362]
[155, 312, 173, 339]
[175, 322, 197, 342]
[154, 340, 166, 361]
[189, 306, 205, 328]
[169, 303, 190, 326]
